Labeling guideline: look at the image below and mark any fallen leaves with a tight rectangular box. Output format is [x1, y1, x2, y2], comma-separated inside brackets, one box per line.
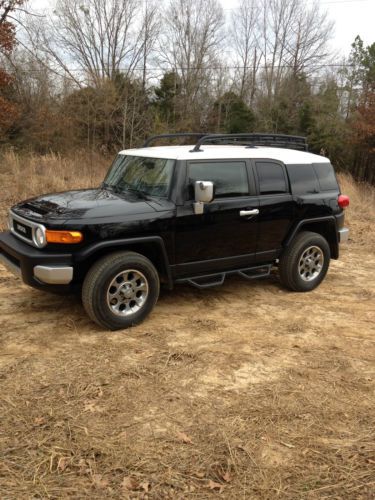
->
[121, 476, 151, 492]
[176, 431, 193, 444]
[33, 416, 46, 426]
[57, 456, 69, 472]
[83, 400, 103, 413]
[140, 481, 151, 493]
[207, 479, 225, 493]
[221, 471, 232, 483]
[92, 474, 109, 489]
[191, 467, 231, 494]
[121, 476, 139, 490]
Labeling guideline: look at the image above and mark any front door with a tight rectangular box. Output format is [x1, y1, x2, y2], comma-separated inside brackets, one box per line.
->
[173, 159, 259, 277]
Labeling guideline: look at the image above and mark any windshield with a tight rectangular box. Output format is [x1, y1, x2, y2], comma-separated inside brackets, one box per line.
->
[103, 155, 175, 198]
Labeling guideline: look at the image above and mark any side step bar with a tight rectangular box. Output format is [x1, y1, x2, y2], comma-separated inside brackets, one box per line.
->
[175, 264, 272, 289]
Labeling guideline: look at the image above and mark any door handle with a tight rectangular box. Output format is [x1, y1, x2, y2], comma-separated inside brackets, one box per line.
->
[240, 209, 259, 217]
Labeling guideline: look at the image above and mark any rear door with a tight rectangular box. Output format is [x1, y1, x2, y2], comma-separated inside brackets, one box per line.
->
[253, 160, 295, 262]
[173, 159, 259, 277]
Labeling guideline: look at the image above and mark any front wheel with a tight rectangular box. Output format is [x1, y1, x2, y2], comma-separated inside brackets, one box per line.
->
[278, 231, 330, 292]
[82, 251, 160, 330]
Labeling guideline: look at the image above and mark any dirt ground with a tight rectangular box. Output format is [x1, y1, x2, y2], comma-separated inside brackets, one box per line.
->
[0, 167, 374, 498]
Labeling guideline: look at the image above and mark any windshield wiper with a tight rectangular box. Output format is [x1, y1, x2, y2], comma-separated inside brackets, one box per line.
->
[102, 184, 126, 195]
[116, 186, 149, 200]
[124, 187, 150, 200]
[103, 182, 151, 200]
[101, 182, 116, 191]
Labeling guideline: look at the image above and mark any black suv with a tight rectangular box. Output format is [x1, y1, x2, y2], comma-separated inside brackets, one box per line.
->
[0, 133, 350, 330]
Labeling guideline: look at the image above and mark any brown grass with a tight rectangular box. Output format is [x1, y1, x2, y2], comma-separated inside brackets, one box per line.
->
[0, 150, 107, 229]
[0, 152, 374, 498]
[337, 172, 375, 248]
[0, 150, 373, 230]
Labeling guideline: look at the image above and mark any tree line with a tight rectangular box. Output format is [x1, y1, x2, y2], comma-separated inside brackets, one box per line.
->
[0, 0, 374, 183]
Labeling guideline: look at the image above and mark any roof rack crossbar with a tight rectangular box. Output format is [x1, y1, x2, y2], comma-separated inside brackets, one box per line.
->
[142, 133, 209, 148]
[190, 133, 308, 152]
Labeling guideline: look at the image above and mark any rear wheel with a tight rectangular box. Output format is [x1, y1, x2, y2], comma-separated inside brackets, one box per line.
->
[82, 251, 160, 330]
[278, 231, 330, 292]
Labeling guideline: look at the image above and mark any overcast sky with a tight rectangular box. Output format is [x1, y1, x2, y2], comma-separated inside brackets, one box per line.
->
[29, 0, 375, 57]
[221, 0, 375, 55]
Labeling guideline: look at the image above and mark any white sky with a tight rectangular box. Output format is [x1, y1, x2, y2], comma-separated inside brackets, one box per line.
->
[30, 0, 375, 57]
[221, 0, 375, 56]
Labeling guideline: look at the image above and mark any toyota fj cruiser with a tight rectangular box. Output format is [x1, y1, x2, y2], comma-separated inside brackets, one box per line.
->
[0, 133, 350, 330]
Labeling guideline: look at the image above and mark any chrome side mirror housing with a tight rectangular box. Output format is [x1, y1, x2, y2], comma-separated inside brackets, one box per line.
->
[194, 181, 214, 214]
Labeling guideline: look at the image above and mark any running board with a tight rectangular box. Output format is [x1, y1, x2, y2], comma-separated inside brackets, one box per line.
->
[175, 264, 272, 289]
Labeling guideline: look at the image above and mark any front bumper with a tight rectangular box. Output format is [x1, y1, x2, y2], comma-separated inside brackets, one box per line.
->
[0, 231, 74, 291]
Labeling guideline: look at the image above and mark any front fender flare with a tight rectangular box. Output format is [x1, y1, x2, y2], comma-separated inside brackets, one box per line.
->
[74, 236, 173, 289]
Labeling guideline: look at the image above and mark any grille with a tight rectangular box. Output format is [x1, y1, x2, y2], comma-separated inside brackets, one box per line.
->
[9, 211, 46, 248]
[13, 220, 33, 241]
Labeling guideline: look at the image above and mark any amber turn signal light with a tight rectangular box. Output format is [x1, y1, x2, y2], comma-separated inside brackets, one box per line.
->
[45, 230, 83, 244]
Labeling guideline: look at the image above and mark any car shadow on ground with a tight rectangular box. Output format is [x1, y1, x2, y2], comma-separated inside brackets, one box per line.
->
[0, 269, 284, 345]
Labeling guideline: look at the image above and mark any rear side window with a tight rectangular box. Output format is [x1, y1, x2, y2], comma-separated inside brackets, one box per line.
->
[287, 164, 320, 195]
[188, 161, 248, 198]
[313, 163, 338, 191]
[256, 161, 288, 195]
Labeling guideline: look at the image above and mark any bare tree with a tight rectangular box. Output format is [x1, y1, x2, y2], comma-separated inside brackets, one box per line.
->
[230, 0, 261, 105]
[284, 1, 334, 77]
[258, 0, 333, 100]
[139, 0, 160, 90]
[259, 0, 298, 100]
[159, 0, 225, 126]
[27, 0, 145, 86]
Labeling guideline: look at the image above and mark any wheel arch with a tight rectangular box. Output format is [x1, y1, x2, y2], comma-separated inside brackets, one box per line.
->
[74, 237, 173, 289]
[283, 217, 339, 259]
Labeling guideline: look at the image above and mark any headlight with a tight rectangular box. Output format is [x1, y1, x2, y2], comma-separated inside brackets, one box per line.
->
[34, 226, 46, 248]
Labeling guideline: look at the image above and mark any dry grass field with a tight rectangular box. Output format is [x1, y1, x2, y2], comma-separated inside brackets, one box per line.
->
[0, 152, 374, 499]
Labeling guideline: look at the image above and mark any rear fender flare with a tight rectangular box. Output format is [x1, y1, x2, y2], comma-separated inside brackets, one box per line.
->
[283, 216, 339, 259]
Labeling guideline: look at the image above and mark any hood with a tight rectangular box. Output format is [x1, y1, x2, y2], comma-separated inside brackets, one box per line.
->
[12, 188, 157, 221]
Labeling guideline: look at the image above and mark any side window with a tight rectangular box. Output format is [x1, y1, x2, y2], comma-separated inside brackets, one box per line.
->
[188, 161, 249, 199]
[256, 161, 288, 195]
[286, 164, 320, 195]
[313, 163, 339, 191]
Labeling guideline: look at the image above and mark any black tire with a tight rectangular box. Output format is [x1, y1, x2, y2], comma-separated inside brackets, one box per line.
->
[278, 231, 330, 292]
[82, 251, 160, 330]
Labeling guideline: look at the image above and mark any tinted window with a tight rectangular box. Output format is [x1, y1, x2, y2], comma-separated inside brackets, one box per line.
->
[287, 164, 320, 195]
[188, 161, 248, 198]
[313, 163, 339, 191]
[256, 161, 288, 194]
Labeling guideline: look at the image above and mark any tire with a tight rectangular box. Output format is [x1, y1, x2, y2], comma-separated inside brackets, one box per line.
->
[82, 251, 160, 330]
[278, 231, 330, 292]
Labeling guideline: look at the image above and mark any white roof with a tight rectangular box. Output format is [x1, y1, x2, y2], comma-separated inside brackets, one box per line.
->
[119, 145, 330, 164]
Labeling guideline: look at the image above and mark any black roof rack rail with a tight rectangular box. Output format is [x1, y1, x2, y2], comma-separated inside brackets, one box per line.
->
[189, 133, 308, 152]
[142, 133, 210, 148]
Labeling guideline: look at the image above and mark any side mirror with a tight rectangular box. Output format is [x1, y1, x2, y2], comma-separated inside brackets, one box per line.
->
[194, 181, 214, 214]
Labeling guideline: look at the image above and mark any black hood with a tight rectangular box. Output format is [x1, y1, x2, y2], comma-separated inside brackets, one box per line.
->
[12, 188, 157, 221]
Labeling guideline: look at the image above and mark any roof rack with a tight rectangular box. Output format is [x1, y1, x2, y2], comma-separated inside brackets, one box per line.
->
[142, 132, 308, 152]
[190, 133, 308, 152]
[142, 133, 210, 148]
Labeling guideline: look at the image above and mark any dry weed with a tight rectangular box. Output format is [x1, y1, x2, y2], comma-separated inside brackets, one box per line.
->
[0, 150, 107, 229]
[0, 152, 374, 498]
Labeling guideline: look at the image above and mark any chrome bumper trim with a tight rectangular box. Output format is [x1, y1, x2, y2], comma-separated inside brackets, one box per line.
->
[0, 253, 22, 278]
[338, 227, 349, 243]
[34, 265, 73, 284]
